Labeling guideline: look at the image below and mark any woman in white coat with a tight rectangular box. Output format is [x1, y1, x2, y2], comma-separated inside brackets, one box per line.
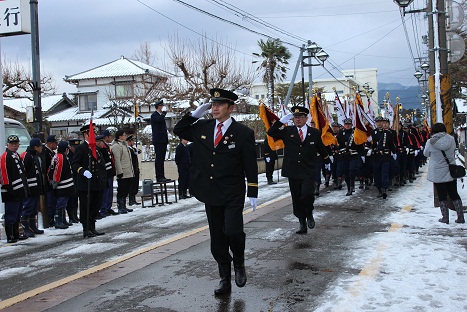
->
[423, 123, 464, 224]
[112, 129, 135, 214]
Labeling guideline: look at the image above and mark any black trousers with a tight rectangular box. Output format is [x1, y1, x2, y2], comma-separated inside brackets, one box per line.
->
[434, 180, 461, 201]
[265, 159, 275, 181]
[177, 168, 190, 195]
[154, 143, 167, 179]
[205, 195, 245, 266]
[288, 178, 315, 219]
[129, 172, 140, 197]
[117, 177, 132, 198]
[79, 190, 102, 227]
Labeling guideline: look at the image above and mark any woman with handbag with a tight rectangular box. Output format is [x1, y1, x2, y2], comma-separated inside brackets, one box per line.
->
[423, 123, 464, 224]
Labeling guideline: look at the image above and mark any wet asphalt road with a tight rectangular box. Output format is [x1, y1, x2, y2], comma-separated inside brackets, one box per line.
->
[0, 177, 411, 311]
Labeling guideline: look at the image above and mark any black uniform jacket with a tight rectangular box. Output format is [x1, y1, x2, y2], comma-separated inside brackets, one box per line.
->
[175, 143, 191, 171]
[21, 147, 46, 197]
[0, 149, 29, 202]
[267, 121, 330, 180]
[151, 111, 168, 145]
[48, 153, 74, 197]
[71, 141, 107, 192]
[173, 115, 258, 206]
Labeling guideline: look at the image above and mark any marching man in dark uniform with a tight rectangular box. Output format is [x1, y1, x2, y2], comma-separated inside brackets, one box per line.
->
[335, 118, 364, 196]
[1, 135, 30, 243]
[371, 117, 397, 199]
[173, 88, 258, 296]
[20, 138, 46, 237]
[267, 106, 331, 234]
[71, 125, 107, 238]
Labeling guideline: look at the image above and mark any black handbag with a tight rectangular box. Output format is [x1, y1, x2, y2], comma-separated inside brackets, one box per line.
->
[441, 150, 466, 179]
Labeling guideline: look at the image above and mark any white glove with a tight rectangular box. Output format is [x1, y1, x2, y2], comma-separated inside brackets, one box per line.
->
[405, 148, 409, 154]
[329, 155, 334, 163]
[361, 156, 365, 163]
[161, 105, 167, 112]
[83, 170, 92, 179]
[265, 157, 270, 163]
[324, 163, 331, 171]
[249, 197, 257, 211]
[280, 113, 293, 124]
[420, 146, 424, 151]
[392, 153, 397, 160]
[191, 103, 211, 118]
[366, 149, 372, 157]
[414, 150, 419, 156]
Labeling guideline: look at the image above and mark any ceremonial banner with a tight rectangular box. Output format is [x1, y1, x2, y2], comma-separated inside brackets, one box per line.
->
[259, 103, 284, 151]
[354, 93, 374, 145]
[310, 94, 337, 146]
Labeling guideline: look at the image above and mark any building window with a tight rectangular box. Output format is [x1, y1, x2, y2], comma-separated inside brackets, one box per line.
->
[261, 94, 265, 99]
[115, 83, 134, 99]
[79, 94, 97, 111]
[255, 95, 259, 99]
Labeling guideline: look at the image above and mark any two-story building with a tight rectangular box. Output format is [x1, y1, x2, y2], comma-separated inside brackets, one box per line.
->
[47, 56, 169, 137]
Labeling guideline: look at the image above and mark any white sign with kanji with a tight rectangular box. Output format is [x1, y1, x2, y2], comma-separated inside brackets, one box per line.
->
[0, 0, 30, 36]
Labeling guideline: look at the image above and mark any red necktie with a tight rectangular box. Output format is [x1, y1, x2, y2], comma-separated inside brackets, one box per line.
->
[299, 128, 304, 142]
[214, 123, 223, 147]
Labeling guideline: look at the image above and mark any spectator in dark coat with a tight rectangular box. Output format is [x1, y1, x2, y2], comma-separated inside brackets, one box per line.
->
[20, 138, 46, 237]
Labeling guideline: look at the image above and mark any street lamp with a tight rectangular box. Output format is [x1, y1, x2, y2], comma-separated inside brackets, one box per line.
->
[414, 71, 423, 80]
[303, 40, 328, 105]
[393, 0, 414, 8]
[421, 62, 429, 72]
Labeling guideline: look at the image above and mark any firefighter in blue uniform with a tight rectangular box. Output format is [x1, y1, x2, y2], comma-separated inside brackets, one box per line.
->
[66, 138, 81, 223]
[1, 135, 30, 243]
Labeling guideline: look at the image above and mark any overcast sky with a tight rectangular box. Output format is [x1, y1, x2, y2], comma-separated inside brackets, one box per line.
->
[1, 0, 428, 94]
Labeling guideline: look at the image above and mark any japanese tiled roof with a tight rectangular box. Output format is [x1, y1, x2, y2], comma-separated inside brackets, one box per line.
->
[64, 56, 169, 81]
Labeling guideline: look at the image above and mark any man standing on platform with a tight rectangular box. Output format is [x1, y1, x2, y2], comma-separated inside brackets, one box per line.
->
[173, 88, 258, 296]
[151, 100, 169, 182]
[267, 106, 331, 234]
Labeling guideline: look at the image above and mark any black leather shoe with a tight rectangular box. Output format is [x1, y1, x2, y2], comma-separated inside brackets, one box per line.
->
[296, 219, 307, 234]
[83, 231, 96, 238]
[307, 215, 315, 229]
[234, 266, 247, 287]
[125, 207, 133, 212]
[107, 209, 119, 215]
[95, 214, 103, 220]
[214, 280, 232, 296]
[90, 229, 105, 236]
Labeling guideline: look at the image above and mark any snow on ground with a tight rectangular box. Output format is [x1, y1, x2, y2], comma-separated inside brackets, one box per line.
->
[313, 167, 467, 312]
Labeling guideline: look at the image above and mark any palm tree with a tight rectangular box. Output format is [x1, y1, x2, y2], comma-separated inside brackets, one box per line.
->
[253, 38, 291, 112]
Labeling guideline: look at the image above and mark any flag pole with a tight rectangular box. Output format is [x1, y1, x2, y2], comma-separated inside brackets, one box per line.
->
[86, 107, 95, 236]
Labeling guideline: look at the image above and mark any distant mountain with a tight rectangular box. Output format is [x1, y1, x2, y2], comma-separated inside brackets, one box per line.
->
[378, 82, 422, 110]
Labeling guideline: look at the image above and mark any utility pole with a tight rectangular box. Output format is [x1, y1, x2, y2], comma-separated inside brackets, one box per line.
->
[428, 0, 451, 132]
[30, 0, 43, 139]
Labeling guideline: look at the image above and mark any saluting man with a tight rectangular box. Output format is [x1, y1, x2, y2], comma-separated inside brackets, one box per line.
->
[173, 88, 258, 296]
[268, 106, 331, 234]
